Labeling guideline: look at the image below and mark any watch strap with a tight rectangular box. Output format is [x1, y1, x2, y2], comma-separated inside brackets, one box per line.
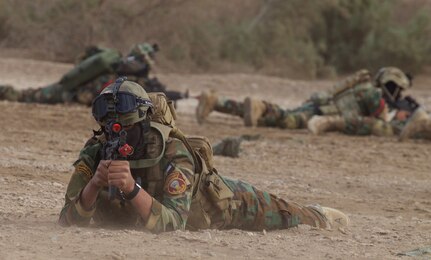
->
[124, 182, 141, 200]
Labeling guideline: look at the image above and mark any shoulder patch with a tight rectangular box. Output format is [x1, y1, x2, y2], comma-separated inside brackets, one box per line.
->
[164, 171, 188, 195]
[75, 161, 93, 180]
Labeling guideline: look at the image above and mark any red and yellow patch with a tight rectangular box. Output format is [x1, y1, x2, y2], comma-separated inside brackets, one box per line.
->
[164, 171, 187, 195]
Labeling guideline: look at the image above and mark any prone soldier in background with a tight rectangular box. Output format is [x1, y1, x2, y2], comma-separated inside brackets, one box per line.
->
[196, 67, 420, 137]
[0, 43, 188, 105]
[59, 78, 349, 233]
[307, 67, 423, 137]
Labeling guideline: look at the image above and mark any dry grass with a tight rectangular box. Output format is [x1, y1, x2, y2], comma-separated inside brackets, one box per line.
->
[0, 0, 430, 78]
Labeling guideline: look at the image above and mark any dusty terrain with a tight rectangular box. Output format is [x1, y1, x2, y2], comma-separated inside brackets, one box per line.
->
[0, 57, 430, 259]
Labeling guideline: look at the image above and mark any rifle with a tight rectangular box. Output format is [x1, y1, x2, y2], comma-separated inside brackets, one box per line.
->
[102, 120, 133, 200]
[394, 96, 420, 113]
[116, 56, 150, 79]
[144, 77, 188, 102]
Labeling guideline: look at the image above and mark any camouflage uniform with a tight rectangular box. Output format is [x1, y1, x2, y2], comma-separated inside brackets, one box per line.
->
[0, 43, 187, 105]
[207, 96, 322, 129]
[196, 70, 370, 129]
[196, 73, 365, 129]
[59, 80, 348, 233]
[17, 75, 115, 105]
[309, 67, 419, 137]
[59, 128, 337, 232]
[197, 68, 416, 137]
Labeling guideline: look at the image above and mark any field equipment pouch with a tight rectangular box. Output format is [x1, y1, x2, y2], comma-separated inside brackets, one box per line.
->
[148, 92, 177, 127]
[205, 171, 234, 211]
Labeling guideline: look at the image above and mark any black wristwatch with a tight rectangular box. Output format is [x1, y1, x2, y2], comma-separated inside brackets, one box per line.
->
[124, 182, 142, 200]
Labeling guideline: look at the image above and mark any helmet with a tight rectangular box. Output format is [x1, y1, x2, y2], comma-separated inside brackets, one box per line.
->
[92, 77, 153, 126]
[128, 43, 159, 65]
[374, 67, 412, 101]
[374, 67, 411, 90]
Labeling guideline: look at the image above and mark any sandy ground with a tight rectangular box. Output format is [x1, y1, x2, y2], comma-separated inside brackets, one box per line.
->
[0, 57, 430, 259]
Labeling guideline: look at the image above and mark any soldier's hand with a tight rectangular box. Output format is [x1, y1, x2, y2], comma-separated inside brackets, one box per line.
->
[107, 160, 135, 194]
[396, 110, 411, 121]
[91, 160, 110, 189]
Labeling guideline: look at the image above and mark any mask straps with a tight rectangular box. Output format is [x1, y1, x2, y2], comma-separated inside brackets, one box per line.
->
[111, 77, 127, 114]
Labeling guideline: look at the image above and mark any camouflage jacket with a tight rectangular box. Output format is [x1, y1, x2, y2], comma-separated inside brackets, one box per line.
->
[59, 132, 195, 233]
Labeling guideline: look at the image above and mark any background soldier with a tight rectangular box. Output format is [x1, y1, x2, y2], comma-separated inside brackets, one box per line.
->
[0, 43, 188, 105]
[308, 67, 420, 137]
[59, 79, 349, 233]
[196, 67, 419, 137]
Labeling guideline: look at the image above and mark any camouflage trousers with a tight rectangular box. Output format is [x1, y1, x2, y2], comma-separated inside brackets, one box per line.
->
[343, 117, 406, 136]
[209, 177, 326, 230]
[214, 96, 246, 117]
[258, 102, 326, 129]
[214, 97, 338, 129]
[17, 75, 114, 105]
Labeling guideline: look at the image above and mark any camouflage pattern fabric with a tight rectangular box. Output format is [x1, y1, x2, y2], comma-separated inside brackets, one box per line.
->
[210, 70, 379, 130]
[18, 74, 114, 105]
[343, 116, 406, 136]
[212, 97, 287, 127]
[218, 177, 326, 230]
[211, 95, 337, 129]
[59, 133, 325, 232]
[214, 96, 245, 117]
[260, 102, 318, 129]
[262, 90, 336, 129]
[1, 44, 185, 105]
[334, 82, 383, 121]
[59, 137, 195, 233]
[333, 82, 398, 136]
[256, 102, 285, 127]
[0, 85, 20, 101]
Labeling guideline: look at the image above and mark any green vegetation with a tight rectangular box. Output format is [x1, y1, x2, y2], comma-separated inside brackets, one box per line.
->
[0, 0, 430, 78]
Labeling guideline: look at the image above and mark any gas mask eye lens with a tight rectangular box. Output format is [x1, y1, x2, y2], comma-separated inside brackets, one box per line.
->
[92, 95, 109, 121]
[92, 92, 141, 121]
[116, 92, 138, 113]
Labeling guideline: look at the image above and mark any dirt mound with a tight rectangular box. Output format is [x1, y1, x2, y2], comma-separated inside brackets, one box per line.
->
[0, 58, 430, 259]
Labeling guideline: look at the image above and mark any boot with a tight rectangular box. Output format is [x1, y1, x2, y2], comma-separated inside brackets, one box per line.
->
[306, 204, 350, 230]
[196, 90, 218, 124]
[308, 115, 345, 135]
[399, 109, 431, 141]
[243, 97, 267, 127]
[0, 85, 22, 101]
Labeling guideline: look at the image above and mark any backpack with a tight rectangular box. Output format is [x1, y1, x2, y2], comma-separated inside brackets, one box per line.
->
[147, 92, 214, 173]
[148, 93, 233, 230]
[332, 69, 374, 120]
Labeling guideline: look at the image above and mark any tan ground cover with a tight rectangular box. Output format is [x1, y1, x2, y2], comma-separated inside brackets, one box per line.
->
[0, 58, 430, 259]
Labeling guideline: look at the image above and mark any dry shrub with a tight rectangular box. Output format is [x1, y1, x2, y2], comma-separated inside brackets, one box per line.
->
[0, 0, 430, 78]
